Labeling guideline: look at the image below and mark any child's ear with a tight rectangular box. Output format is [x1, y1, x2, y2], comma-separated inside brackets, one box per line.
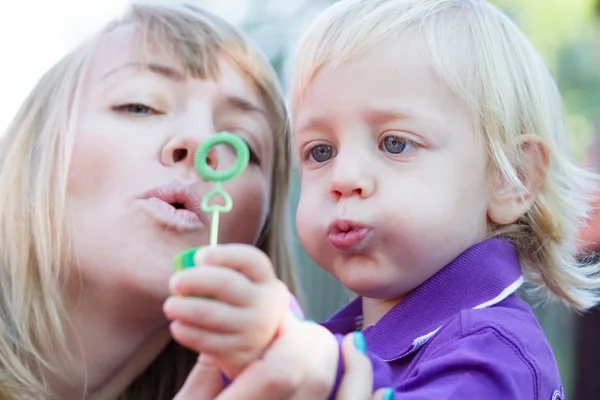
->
[487, 134, 550, 225]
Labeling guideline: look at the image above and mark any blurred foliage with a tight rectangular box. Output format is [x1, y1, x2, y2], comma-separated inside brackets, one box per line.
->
[491, 0, 600, 162]
[492, 0, 595, 65]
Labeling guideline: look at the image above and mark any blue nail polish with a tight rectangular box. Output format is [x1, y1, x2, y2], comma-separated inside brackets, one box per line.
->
[353, 331, 367, 354]
[383, 388, 394, 400]
[291, 309, 304, 320]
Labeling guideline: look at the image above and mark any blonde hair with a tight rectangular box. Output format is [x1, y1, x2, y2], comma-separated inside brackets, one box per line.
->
[291, 0, 600, 311]
[0, 1, 295, 399]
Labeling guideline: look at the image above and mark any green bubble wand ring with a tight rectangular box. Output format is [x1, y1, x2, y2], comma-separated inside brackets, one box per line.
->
[173, 131, 249, 272]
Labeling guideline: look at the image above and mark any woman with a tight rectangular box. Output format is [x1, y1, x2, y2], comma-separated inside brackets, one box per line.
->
[0, 2, 295, 399]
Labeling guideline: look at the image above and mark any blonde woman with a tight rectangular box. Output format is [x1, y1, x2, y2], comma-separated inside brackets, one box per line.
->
[0, 1, 314, 399]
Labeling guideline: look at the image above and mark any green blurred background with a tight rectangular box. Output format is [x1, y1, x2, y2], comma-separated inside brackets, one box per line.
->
[199, 0, 600, 397]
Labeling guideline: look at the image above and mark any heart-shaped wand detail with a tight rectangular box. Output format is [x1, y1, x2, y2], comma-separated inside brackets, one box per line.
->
[201, 186, 233, 213]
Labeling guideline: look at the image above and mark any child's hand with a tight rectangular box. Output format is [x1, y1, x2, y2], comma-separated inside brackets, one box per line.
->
[164, 244, 290, 379]
[175, 314, 341, 400]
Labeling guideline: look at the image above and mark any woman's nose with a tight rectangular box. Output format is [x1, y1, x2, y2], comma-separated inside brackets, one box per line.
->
[161, 137, 219, 172]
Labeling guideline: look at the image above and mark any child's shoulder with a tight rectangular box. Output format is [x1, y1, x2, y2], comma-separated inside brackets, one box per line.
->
[420, 295, 563, 399]
[460, 296, 557, 371]
[458, 294, 546, 341]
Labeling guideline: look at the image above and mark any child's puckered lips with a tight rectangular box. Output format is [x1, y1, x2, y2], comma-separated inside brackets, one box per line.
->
[327, 219, 373, 252]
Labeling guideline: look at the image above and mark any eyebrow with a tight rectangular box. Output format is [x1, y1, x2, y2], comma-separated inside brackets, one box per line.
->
[101, 63, 270, 126]
[295, 106, 442, 140]
[101, 62, 185, 82]
[222, 96, 269, 122]
[295, 116, 331, 134]
[365, 106, 446, 145]
[365, 106, 433, 125]
[296, 107, 425, 131]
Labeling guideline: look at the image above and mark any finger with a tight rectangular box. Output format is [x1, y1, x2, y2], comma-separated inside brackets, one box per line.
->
[336, 332, 373, 400]
[373, 388, 395, 400]
[163, 296, 246, 334]
[174, 354, 224, 400]
[194, 244, 275, 283]
[170, 265, 251, 306]
[170, 320, 242, 357]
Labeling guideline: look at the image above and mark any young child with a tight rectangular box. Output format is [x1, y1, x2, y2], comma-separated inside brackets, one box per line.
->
[167, 0, 600, 398]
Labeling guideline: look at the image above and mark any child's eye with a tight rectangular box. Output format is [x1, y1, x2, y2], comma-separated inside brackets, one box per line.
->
[112, 103, 159, 116]
[381, 135, 414, 154]
[308, 144, 336, 163]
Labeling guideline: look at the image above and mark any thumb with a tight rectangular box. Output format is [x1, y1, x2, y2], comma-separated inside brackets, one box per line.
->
[336, 332, 373, 400]
[174, 354, 224, 400]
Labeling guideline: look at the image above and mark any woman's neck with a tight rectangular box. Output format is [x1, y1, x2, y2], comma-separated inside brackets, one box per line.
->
[87, 328, 172, 400]
[52, 292, 172, 400]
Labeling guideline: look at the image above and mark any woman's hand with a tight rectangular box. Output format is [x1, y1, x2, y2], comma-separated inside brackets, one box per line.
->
[336, 333, 394, 400]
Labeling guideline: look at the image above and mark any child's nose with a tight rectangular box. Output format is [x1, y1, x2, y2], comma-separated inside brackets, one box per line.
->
[328, 155, 375, 200]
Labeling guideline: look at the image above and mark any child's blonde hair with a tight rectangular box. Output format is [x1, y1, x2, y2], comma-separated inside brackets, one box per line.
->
[0, 1, 295, 399]
[291, 0, 600, 311]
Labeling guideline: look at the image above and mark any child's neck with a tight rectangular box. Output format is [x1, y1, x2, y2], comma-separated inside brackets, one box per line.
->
[361, 295, 406, 329]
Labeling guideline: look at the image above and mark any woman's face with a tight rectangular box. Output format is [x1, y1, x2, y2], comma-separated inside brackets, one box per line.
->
[67, 25, 274, 309]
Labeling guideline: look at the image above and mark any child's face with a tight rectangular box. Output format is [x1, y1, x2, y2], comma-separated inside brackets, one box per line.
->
[293, 36, 493, 300]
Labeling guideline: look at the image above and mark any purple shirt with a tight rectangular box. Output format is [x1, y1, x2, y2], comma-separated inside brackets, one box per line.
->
[322, 238, 564, 400]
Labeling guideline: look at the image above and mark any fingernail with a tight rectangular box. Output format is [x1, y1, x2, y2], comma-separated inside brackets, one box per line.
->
[382, 388, 394, 400]
[173, 247, 200, 272]
[353, 331, 367, 354]
[163, 295, 174, 308]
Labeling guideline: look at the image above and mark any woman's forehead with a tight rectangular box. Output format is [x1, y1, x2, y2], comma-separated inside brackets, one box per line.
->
[86, 25, 262, 103]
[86, 25, 185, 83]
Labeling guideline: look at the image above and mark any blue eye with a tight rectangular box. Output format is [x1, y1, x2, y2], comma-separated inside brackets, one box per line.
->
[310, 144, 334, 162]
[383, 135, 407, 154]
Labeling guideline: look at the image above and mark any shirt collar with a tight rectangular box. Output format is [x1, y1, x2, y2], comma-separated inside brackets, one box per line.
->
[321, 238, 523, 361]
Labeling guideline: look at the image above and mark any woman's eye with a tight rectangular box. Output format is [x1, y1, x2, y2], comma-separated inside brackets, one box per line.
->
[382, 135, 411, 154]
[246, 144, 261, 166]
[227, 134, 261, 167]
[113, 103, 157, 116]
[309, 144, 335, 163]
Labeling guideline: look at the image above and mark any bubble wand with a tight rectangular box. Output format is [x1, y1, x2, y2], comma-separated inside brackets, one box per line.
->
[173, 131, 249, 271]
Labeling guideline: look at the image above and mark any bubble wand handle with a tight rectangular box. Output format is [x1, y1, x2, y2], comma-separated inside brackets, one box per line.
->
[210, 209, 220, 247]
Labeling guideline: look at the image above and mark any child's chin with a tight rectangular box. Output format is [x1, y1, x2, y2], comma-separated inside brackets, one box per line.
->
[346, 280, 403, 299]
